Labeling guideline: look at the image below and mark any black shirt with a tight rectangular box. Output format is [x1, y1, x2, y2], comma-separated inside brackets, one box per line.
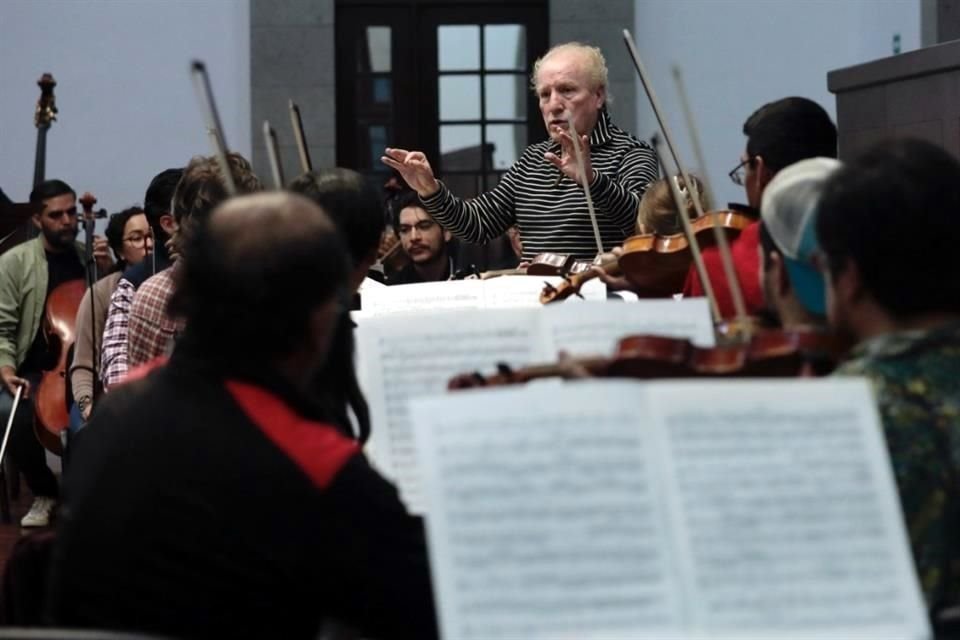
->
[48, 345, 438, 639]
[386, 256, 453, 286]
[20, 249, 85, 375]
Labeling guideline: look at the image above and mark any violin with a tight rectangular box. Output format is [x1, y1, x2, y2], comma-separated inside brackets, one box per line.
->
[526, 252, 595, 277]
[540, 209, 753, 303]
[448, 327, 850, 390]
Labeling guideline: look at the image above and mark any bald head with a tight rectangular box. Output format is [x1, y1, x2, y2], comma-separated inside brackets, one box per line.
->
[170, 192, 350, 371]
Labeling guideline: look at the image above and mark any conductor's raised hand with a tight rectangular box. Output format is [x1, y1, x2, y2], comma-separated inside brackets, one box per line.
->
[381, 148, 440, 197]
[544, 128, 594, 186]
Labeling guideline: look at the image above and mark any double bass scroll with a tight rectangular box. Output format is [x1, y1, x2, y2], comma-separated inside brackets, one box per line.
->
[33, 73, 58, 188]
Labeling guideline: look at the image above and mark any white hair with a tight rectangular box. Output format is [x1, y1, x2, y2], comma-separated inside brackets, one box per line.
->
[531, 42, 610, 100]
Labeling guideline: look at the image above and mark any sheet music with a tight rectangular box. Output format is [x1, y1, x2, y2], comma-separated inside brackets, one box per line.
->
[358, 276, 606, 316]
[650, 379, 930, 639]
[410, 378, 929, 640]
[360, 280, 486, 316]
[543, 298, 715, 356]
[481, 275, 606, 308]
[356, 309, 546, 513]
[411, 382, 683, 640]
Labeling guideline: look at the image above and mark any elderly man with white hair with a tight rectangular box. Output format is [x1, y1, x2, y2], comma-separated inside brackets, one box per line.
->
[383, 42, 658, 261]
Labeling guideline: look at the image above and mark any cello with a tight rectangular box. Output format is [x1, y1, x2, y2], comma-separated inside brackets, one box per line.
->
[33, 194, 102, 455]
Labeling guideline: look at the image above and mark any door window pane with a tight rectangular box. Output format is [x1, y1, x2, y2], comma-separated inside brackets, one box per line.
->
[364, 26, 391, 72]
[438, 25, 480, 70]
[484, 75, 526, 120]
[485, 124, 525, 170]
[484, 25, 526, 71]
[440, 125, 482, 170]
[367, 124, 389, 169]
[439, 75, 481, 120]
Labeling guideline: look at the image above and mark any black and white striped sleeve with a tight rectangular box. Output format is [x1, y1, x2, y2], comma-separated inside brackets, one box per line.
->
[590, 143, 659, 235]
[420, 162, 521, 244]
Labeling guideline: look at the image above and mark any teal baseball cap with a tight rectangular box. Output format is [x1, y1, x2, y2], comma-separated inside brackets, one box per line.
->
[760, 157, 842, 316]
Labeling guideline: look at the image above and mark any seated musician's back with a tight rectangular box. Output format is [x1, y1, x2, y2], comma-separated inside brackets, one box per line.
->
[817, 138, 960, 611]
[46, 193, 437, 639]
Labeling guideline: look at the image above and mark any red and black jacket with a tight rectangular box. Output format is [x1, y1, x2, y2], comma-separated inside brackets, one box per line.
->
[47, 348, 438, 639]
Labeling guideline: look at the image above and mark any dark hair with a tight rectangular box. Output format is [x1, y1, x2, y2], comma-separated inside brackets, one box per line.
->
[816, 137, 960, 318]
[143, 168, 184, 229]
[391, 189, 426, 214]
[313, 314, 370, 443]
[288, 168, 385, 268]
[104, 207, 145, 270]
[744, 97, 837, 172]
[29, 179, 74, 204]
[169, 193, 350, 364]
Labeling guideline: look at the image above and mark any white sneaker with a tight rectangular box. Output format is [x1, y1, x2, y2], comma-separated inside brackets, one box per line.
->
[20, 496, 56, 527]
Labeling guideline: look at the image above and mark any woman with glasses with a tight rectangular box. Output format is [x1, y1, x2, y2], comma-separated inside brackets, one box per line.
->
[69, 207, 153, 429]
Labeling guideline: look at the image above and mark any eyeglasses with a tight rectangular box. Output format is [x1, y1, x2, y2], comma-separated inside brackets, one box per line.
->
[397, 220, 437, 236]
[728, 156, 757, 186]
[123, 232, 154, 246]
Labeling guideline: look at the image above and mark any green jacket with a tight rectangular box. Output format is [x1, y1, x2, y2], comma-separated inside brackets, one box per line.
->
[0, 237, 85, 371]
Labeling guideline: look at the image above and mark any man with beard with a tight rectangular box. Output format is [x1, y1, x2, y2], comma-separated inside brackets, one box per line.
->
[387, 190, 454, 284]
[0, 179, 112, 526]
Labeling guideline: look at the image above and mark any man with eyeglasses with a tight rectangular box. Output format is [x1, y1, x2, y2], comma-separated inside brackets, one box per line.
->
[387, 190, 454, 285]
[0, 179, 112, 527]
[682, 97, 837, 318]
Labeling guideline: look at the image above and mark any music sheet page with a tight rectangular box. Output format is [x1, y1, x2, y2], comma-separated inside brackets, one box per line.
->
[359, 280, 486, 316]
[356, 308, 547, 513]
[482, 275, 607, 308]
[359, 276, 606, 316]
[542, 298, 715, 357]
[411, 381, 684, 640]
[649, 379, 930, 640]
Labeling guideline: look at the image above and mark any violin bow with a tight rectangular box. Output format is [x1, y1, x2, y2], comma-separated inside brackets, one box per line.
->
[565, 115, 605, 257]
[0, 385, 23, 471]
[289, 100, 314, 173]
[262, 120, 286, 190]
[671, 65, 715, 208]
[190, 61, 237, 195]
[653, 138, 722, 323]
[78, 193, 103, 403]
[623, 29, 750, 334]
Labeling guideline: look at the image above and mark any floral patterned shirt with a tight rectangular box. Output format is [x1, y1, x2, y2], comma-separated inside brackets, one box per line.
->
[836, 320, 960, 609]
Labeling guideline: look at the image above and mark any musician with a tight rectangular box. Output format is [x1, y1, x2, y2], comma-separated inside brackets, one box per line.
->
[288, 168, 387, 442]
[382, 42, 658, 261]
[636, 174, 710, 235]
[289, 168, 385, 294]
[0, 179, 111, 527]
[387, 190, 454, 284]
[125, 154, 262, 372]
[758, 157, 841, 328]
[683, 97, 837, 317]
[48, 192, 437, 639]
[100, 168, 183, 389]
[816, 138, 960, 610]
[69, 207, 154, 428]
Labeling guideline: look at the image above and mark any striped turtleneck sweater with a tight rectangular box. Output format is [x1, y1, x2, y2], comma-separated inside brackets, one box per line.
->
[421, 108, 659, 261]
